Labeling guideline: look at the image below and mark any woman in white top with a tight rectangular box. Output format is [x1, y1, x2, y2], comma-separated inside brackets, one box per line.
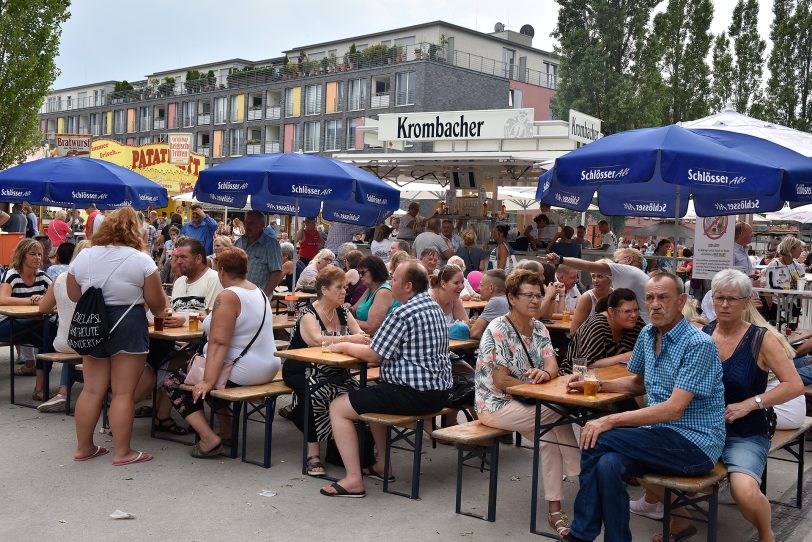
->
[763, 236, 806, 318]
[569, 260, 613, 335]
[230, 217, 245, 242]
[370, 225, 393, 263]
[429, 264, 468, 324]
[37, 241, 92, 413]
[164, 247, 281, 458]
[67, 208, 168, 466]
[295, 249, 335, 291]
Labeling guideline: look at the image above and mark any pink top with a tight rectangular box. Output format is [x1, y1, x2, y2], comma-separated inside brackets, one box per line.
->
[47, 219, 72, 246]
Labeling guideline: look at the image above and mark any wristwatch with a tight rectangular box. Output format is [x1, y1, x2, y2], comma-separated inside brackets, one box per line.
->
[754, 395, 764, 409]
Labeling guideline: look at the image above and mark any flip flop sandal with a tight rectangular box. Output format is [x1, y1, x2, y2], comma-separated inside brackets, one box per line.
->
[548, 511, 571, 537]
[319, 482, 366, 498]
[306, 455, 327, 477]
[74, 446, 110, 461]
[112, 451, 154, 466]
[362, 466, 395, 483]
[190, 443, 223, 459]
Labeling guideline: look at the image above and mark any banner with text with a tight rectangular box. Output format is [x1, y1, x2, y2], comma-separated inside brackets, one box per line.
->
[377, 108, 536, 141]
[168, 133, 193, 165]
[55, 134, 92, 157]
[692, 216, 735, 280]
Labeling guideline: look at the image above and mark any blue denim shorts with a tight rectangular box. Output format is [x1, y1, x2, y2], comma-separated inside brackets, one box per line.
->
[721, 433, 769, 484]
[86, 305, 149, 359]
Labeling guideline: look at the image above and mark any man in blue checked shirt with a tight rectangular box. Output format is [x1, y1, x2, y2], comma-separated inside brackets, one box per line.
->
[323, 259, 452, 498]
[564, 271, 725, 542]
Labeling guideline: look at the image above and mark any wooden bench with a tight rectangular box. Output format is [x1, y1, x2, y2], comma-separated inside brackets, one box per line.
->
[36, 352, 84, 415]
[762, 416, 812, 508]
[432, 421, 511, 522]
[358, 408, 453, 499]
[353, 367, 380, 383]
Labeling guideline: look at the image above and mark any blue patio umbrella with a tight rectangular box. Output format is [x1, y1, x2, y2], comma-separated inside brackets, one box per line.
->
[536, 124, 796, 217]
[0, 157, 168, 209]
[193, 153, 399, 226]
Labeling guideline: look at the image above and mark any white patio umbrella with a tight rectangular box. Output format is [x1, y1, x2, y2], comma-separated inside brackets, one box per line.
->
[682, 200, 767, 222]
[385, 181, 449, 200]
[766, 204, 812, 223]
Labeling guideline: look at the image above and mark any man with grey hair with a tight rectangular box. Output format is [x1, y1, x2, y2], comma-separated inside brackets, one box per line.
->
[414, 219, 453, 264]
[335, 242, 358, 270]
[235, 210, 282, 294]
[389, 239, 410, 258]
[555, 264, 582, 312]
[420, 247, 441, 276]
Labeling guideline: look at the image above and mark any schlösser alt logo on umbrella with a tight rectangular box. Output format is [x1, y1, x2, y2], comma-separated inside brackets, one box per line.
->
[623, 201, 668, 214]
[216, 180, 249, 191]
[209, 193, 236, 205]
[0, 187, 33, 198]
[542, 180, 551, 193]
[714, 199, 760, 212]
[366, 194, 388, 205]
[797, 184, 812, 196]
[267, 203, 298, 213]
[580, 166, 630, 182]
[554, 192, 581, 206]
[71, 190, 109, 200]
[292, 184, 332, 197]
[334, 212, 361, 222]
[687, 169, 746, 186]
[138, 193, 160, 202]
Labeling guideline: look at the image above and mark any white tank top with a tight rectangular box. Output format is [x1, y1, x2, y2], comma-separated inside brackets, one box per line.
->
[53, 273, 77, 354]
[203, 286, 280, 386]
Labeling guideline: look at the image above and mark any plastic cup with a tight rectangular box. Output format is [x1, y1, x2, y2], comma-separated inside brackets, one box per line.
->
[321, 331, 334, 353]
[561, 311, 571, 324]
[572, 359, 588, 377]
[154, 317, 165, 332]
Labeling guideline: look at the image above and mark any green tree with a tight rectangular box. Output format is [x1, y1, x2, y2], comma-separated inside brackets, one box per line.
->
[0, 0, 70, 169]
[650, 0, 714, 123]
[710, 33, 735, 112]
[550, 0, 662, 135]
[728, 0, 767, 115]
[765, 0, 799, 126]
[798, 0, 812, 130]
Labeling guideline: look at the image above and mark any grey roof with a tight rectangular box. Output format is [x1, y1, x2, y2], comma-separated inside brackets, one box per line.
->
[49, 81, 118, 93]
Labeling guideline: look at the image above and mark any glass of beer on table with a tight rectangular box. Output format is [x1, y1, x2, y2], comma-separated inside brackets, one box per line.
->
[187, 311, 199, 332]
[583, 372, 600, 398]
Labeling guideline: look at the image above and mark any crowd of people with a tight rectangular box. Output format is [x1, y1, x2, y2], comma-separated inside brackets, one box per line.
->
[5, 200, 812, 541]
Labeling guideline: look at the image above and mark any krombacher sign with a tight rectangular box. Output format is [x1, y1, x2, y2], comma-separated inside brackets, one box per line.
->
[378, 108, 536, 141]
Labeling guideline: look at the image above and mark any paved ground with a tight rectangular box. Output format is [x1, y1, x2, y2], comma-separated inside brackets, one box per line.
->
[1, 357, 811, 541]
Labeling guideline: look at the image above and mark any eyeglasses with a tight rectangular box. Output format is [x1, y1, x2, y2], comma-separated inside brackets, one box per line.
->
[712, 295, 747, 305]
[514, 292, 543, 301]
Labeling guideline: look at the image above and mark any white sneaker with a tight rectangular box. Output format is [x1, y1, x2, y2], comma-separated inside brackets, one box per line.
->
[629, 495, 664, 520]
[37, 393, 67, 413]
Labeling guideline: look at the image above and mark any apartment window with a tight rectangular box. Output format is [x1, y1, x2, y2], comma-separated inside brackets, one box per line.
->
[93, 89, 104, 107]
[230, 95, 241, 122]
[544, 62, 558, 89]
[46, 97, 57, 113]
[139, 107, 151, 131]
[303, 121, 320, 152]
[67, 96, 72, 110]
[371, 76, 390, 108]
[113, 110, 125, 134]
[325, 120, 343, 150]
[346, 118, 358, 148]
[509, 88, 524, 108]
[503, 48, 516, 79]
[182, 101, 196, 128]
[285, 87, 301, 118]
[101, 112, 108, 134]
[348, 78, 367, 111]
[395, 72, 415, 106]
[229, 128, 244, 156]
[65, 116, 76, 133]
[213, 97, 227, 124]
[77, 91, 87, 108]
[139, 136, 151, 145]
[304, 84, 322, 116]
[89, 113, 99, 136]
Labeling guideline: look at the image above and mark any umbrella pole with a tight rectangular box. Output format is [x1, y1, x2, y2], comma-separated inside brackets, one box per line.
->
[291, 197, 300, 290]
[673, 188, 680, 271]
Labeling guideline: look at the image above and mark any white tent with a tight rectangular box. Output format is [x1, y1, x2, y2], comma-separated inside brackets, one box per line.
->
[385, 181, 449, 200]
[766, 205, 812, 224]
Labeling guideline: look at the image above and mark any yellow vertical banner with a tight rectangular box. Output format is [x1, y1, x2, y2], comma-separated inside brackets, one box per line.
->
[126, 108, 136, 133]
[326, 82, 337, 113]
[105, 112, 112, 135]
[292, 87, 301, 117]
[236, 94, 245, 123]
[56, 117, 64, 133]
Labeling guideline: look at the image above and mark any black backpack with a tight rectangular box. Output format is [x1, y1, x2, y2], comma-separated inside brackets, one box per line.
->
[68, 253, 137, 355]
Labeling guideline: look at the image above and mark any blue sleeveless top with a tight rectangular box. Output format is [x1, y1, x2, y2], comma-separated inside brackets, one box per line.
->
[702, 321, 769, 438]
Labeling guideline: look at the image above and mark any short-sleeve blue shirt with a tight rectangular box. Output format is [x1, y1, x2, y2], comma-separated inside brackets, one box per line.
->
[628, 318, 726, 462]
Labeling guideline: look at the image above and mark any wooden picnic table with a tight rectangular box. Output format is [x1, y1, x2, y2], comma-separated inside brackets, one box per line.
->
[449, 338, 480, 351]
[272, 314, 297, 330]
[0, 305, 54, 408]
[0, 305, 50, 318]
[543, 319, 570, 332]
[508, 365, 636, 536]
[462, 299, 487, 312]
[272, 291, 318, 301]
[148, 323, 204, 342]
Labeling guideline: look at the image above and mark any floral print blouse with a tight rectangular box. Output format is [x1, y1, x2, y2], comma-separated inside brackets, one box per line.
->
[475, 315, 555, 414]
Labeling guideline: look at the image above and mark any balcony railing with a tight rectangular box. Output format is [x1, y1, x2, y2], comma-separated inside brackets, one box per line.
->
[198, 145, 210, 157]
[90, 125, 100, 136]
[394, 89, 415, 106]
[264, 141, 280, 153]
[39, 41, 558, 115]
[153, 119, 166, 130]
[324, 136, 344, 151]
[370, 92, 391, 109]
[247, 107, 263, 121]
[348, 95, 365, 111]
[197, 113, 210, 125]
[265, 105, 281, 120]
[246, 143, 262, 155]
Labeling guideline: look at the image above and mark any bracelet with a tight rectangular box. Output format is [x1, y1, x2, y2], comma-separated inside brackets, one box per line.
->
[559, 256, 564, 265]
[540, 369, 552, 380]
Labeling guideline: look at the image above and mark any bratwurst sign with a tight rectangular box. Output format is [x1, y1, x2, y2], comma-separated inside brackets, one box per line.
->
[377, 108, 536, 141]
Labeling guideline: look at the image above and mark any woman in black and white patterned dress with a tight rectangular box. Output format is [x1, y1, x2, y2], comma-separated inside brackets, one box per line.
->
[283, 266, 371, 476]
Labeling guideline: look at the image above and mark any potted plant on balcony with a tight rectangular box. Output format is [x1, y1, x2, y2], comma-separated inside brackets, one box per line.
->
[345, 43, 358, 69]
[414, 43, 424, 60]
[361, 44, 388, 67]
[327, 52, 338, 73]
[395, 44, 405, 63]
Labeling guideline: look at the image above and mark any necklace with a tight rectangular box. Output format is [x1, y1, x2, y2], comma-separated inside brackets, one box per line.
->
[315, 301, 336, 324]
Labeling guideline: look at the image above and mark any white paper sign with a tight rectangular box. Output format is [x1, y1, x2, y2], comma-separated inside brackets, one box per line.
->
[692, 216, 735, 280]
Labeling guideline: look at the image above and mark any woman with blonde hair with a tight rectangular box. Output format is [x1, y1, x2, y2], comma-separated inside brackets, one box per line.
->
[295, 249, 335, 290]
[208, 235, 233, 270]
[67, 208, 167, 465]
[46, 209, 73, 248]
[387, 250, 410, 277]
[763, 235, 805, 320]
[456, 228, 485, 274]
[230, 217, 245, 242]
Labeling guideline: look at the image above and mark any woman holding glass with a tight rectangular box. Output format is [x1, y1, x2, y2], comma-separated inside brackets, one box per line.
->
[283, 266, 371, 476]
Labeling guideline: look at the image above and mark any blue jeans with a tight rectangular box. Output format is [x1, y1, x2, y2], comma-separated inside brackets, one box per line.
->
[570, 426, 715, 542]
[793, 356, 812, 385]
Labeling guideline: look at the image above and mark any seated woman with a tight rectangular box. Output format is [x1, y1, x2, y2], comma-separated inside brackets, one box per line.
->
[283, 266, 371, 476]
[352, 255, 399, 336]
[762, 235, 805, 320]
[562, 288, 644, 374]
[279, 242, 296, 291]
[456, 228, 485, 275]
[447, 256, 477, 300]
[45, 242, 75, 281]
[342, 249, 367, 306]
[642, 269, 802, 542]
[207, 235, 233, 270]
[295, 249, 335, 291]
[429, 264, 468, 325]
[163, 248, 281, 458]
[488, 224, 514, 273]
[0, 238, 53, 400]
[569, 260, 613, 335]
[475, 269, 580, 537]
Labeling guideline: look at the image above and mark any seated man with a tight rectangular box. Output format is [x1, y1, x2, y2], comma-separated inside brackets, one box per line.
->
[554, 264, 582, 313]
[323, 260, 452, 497]
[548, 226, 582, 259]
[469, 269, 509, 340]
[564, 272, 725, 542]
[145, 238, 223, 433]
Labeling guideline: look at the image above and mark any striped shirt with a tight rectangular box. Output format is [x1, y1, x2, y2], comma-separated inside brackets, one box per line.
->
[234, 233, 282, 292]
[628, 318, 726, 462]
[562, 312, 644, 373]
[371, 291, 452, 391]
[0, 268, 52, 322]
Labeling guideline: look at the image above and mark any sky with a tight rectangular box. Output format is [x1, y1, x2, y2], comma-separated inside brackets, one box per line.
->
[53, 0, 775, 89]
